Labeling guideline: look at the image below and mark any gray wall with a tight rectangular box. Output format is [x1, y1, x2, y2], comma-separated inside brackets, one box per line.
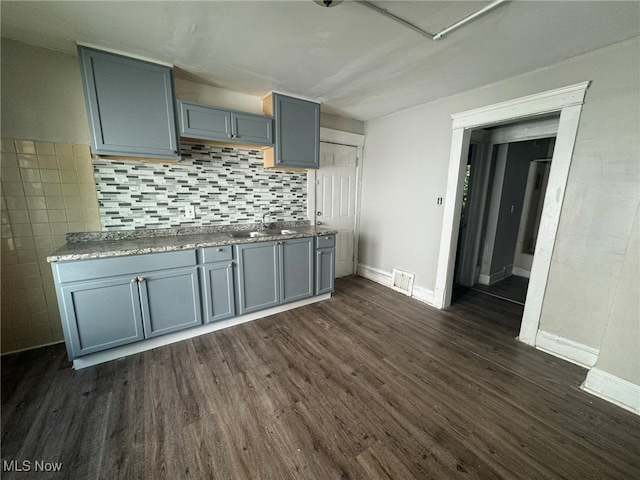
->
[361, 37, 639, 386]
[490, 139, 550, 275]
[1, 38, 89, 145]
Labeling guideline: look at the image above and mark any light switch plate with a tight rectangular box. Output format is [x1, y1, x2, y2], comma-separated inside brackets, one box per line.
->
[184, 205, 196, 219]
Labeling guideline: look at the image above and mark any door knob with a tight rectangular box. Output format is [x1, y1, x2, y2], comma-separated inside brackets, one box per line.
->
[317, 211, 322, 216]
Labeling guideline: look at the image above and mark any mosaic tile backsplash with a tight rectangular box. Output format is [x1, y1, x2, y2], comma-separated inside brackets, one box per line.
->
[94, 143, 308, 230]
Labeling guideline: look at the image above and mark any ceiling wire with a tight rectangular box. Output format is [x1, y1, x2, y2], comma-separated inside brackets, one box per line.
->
[356, 1, 435, 40]
[355, 0, 508, 41]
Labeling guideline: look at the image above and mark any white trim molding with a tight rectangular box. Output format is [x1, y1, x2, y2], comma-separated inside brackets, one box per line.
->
[320, 127, 365, 147]
[434, 82, 591, 352]
[358, 264, 437, 307]
[312, 127, 366, 276]
[582, 368, 640, 415]
[451, 82, 590, 130]
[534, 330, 599, 368]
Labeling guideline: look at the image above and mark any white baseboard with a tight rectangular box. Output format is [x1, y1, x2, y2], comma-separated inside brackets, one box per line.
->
[358, 263, 392, 287]
[582, 368, 640, 415]
[357, 264, 436, 307]
[512, 267, 531, 278]
[535, 330, 599, 368]
[73, 294, 331, 369]
[478, 265, 515, 286]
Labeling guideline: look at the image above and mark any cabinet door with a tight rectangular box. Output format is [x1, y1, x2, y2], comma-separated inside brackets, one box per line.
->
[273, 94, 320, 169]
[77, 46, 179, 159]
[138, 267, 202, 338]
[316, 248, 336, 295]
[201, 263, 236, 323]
[280, 237, 314, 304]
[178, 101, 232, 141]
[232, 112, 274, 145]
[236, 242, 280, 315]
[60, 276, 144, 359]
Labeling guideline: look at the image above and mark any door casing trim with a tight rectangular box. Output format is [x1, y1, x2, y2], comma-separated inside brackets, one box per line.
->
[307, 127, 365, 276]
[434, 82, 590, 346]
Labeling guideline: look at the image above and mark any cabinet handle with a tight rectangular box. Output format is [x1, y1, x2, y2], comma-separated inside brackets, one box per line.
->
[130, 278, 137, 284]
[217, 248, 223, 252]
[227, 133, 233, 139]
[318, 251, 323, 255]
[137, 277, 145, 283]
[228, 263, 233, 268]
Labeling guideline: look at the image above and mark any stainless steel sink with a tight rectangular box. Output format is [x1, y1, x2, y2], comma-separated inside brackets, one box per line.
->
[263, 229, 298, 235]
[228, 231, 268, 238]
[227, 228, 297, 238]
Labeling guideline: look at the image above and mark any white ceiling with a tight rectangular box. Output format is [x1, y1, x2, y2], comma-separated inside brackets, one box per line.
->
[2, 1, 639, 121]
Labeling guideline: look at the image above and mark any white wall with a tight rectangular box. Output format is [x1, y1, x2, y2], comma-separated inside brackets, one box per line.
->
[360, 37, 639, 386]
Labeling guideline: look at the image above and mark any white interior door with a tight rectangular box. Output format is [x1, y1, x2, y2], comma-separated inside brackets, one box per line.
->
[316, 142, 358, 278]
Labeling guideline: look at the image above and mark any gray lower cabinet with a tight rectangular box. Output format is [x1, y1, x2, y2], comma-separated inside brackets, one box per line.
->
[178, 100, 273, 146]
[53, 250, 201, 360]
[316, 234, 336, 295]
[280, 237, 315, 303]
[199, 245, 236, 323]
[53, 235, 330, 361]
[235, 237, 314, 315]
[77, 46, 180, 160]
[138, 267, 202, 338]
[59, 276, 145, 357]
[235, 242, 280, 315]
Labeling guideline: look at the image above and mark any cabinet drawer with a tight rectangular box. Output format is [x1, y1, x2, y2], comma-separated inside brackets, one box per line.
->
[199, 245, 233, 263]
[54, 250, 197, 283]
[316, 234, 335, 248]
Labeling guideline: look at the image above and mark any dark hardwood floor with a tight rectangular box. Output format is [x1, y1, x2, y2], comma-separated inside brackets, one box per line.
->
[2, 276, 639, 479]
[470, 275, 529, 305]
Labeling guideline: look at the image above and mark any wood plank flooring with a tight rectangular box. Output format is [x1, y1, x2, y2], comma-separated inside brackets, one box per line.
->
[470, 275, 529, 305]
[2, 276, 639, 479]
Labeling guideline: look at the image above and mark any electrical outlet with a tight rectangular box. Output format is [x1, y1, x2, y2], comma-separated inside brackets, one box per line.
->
[184, 205, 196, 219]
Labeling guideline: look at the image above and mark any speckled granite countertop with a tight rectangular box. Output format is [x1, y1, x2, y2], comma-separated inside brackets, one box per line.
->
[47, 223, 337, 262]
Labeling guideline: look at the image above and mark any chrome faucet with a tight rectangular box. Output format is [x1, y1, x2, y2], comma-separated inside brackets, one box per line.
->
[259, 212, 272, 231]
[259, 210, 280, 230]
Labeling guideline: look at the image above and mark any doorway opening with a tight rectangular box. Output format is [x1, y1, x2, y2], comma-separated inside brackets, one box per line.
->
[433, 81, 589, 346]
[454, 123, 556, 308]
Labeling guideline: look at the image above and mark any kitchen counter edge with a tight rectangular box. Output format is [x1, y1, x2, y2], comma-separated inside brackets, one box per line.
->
[47, 227, 337, 263]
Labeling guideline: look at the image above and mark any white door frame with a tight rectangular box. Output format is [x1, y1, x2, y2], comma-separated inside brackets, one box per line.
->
[433, 82, 590, 346]
[307, 127, 365, 276]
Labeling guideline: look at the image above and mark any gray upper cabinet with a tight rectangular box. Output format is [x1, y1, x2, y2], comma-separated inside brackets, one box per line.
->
[178, 100, 273, 146]
[77, 45, 180, 160]
[264, 93, 320, 169]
